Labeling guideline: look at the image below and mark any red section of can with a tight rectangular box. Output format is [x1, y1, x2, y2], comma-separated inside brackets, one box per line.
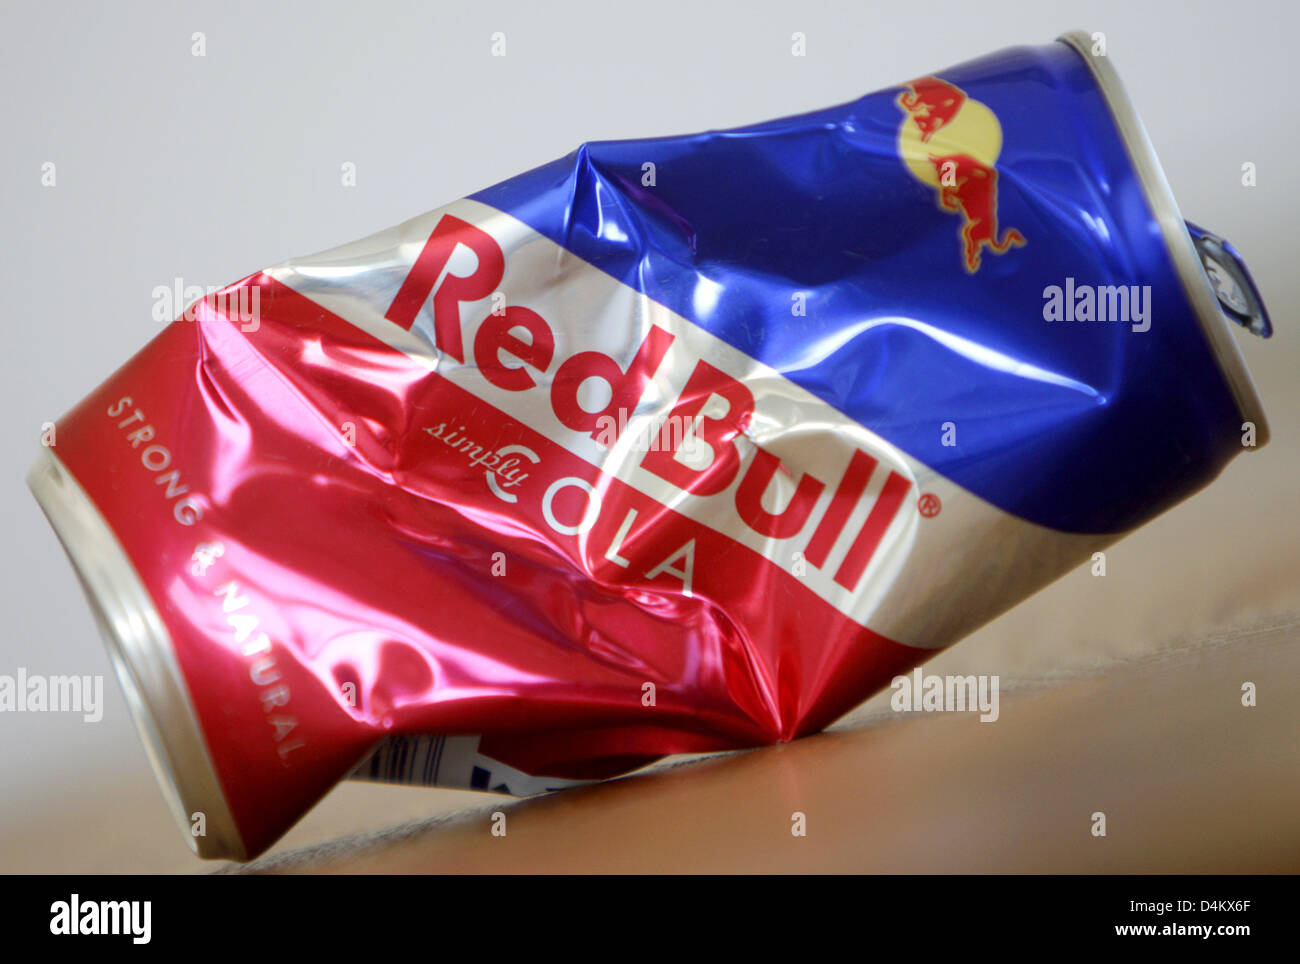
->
[46, 275, 922, 856]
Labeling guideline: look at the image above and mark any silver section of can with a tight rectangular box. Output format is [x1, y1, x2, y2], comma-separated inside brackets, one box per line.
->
[1058, 30, 1270, 448]
[27, 446, 246, 861]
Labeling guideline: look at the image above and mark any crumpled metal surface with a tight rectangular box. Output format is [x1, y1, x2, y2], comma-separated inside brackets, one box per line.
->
[32, 34, 1269, 859]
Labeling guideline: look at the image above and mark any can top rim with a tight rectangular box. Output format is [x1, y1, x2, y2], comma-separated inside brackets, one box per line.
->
[1057, 30, 1270, 448]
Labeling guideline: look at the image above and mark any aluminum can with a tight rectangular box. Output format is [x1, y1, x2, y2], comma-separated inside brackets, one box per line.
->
[30, 32, 1271, 859]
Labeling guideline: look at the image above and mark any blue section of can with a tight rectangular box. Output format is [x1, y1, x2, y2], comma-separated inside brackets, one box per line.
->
[470, 39, 1247, 535]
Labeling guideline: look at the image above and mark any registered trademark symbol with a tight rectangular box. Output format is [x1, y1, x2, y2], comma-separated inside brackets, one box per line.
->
[917, 493, 942, 518]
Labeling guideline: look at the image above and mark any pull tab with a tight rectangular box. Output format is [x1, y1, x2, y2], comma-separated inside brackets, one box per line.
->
[1185, 222, 1273, 338]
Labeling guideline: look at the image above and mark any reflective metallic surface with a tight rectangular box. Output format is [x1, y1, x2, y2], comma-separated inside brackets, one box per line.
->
[31, 34, 1270, 859]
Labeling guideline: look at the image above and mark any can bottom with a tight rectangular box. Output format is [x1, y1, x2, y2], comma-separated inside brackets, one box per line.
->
[27, 446, 246, 861]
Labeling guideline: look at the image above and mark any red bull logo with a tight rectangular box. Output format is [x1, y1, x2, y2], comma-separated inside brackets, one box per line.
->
[897, 76, 1025, 273]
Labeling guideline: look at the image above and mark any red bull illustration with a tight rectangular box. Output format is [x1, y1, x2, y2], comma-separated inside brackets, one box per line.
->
[897, 75, 966, 142]
[897, 76, 1025, 272]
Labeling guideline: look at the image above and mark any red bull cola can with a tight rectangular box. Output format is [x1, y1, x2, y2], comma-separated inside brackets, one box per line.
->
[29, 31, 1272, 859]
